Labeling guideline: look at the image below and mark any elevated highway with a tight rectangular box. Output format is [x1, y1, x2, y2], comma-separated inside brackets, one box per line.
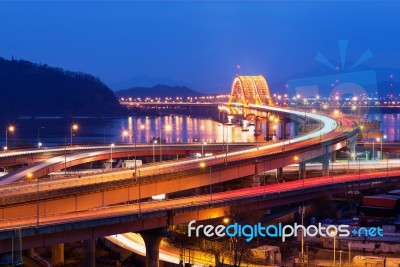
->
[0, 143, 254, 185]
[1, 169, 399, 253]
[0, 104, 366, 260]
[0, 143, 253, 169]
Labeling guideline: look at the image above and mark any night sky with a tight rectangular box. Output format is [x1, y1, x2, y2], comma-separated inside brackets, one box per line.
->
[0, 1, 399, 93]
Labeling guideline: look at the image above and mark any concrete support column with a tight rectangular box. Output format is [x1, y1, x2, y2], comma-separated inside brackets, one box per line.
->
[281, 120, 287, 139]
[322, 155, 330, 177]
[299, 162, 306, 180]
[51, 243, 64, 267]
[294, 122, 300, 136]
[141, 228, 165, 267]
[331, 151, 337, 162]
[349, 141, 356, 161]
[287, 122, 296, 139]
[276, 167, 283, 179]
[275, 123, 282, 140]
[83, 238, 96, 267]
[265, 120, 270, 141]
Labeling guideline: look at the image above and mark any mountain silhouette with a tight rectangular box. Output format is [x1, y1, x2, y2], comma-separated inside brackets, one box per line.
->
[115, 84, 205, 99]
[0, 57, 124, 118]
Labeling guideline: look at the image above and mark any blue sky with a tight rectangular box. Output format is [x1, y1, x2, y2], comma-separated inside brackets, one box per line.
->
[0, 1, 399, 93]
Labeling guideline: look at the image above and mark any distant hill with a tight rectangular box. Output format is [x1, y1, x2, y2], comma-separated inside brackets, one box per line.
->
[110, 75, 191, 91]
[0, 58, 124, 117]
[115, 85, 205, 99]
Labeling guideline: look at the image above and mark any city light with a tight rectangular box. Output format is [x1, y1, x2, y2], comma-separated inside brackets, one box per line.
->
[4, 125, 15, 151]
[70, 123, 79, 146]
[165, 125, 172, 131]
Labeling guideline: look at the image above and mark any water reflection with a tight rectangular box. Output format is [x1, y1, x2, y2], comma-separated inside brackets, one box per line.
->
[368, 113, 399, 142]
[4, 113, 399, 148]
[5, 116, 257, 147]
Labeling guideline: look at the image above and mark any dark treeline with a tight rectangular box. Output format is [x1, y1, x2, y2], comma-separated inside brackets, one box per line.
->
[0, 57, 124, 119]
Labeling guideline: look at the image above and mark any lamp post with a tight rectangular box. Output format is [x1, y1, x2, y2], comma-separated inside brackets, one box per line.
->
[383, 135, 388, 175]
[70, 124, 78, 147]
[201, 141, 207, 157]
[4, 125, 15, 151]
[348, 242, 351, 266]
[300, 205, 305, 262]
[137, 170, 141, 214]
[376, 137, 381, 160]
[329, 228, 336, 266]
[110, 143, 114, 170]
[219, 124, 229, 164]
[372, 138, 375, 161]
[37, 126, 44, 148]
[152, 140, 157, 163]
[381, 135, 386, 160]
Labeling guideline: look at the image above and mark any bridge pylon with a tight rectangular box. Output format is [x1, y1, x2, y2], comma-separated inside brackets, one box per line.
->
[228, 75, 274, 115]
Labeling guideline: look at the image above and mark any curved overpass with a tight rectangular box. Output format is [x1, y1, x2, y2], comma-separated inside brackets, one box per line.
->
[0, 105, 358, 216]
[0, 104, 342, 186]
[0, 143, 254, 186]
[0, 105, 363, 255]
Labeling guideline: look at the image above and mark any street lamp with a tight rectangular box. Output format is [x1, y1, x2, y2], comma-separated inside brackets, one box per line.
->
[222, 217, 230, 224]
[372, 138, 375, 161]
[383, 135, 388, 175]
[201, 141, 207, 157]
[152, 140, 157, 163]
[329, 228, 337, 266]
[4, 125, 15, 151]
[110, 143, 115, 170]
[70, 124, 79, 146]
[37, 126, 45, 148]
[357, 155, 361, 181]
[219, 124, 229, 164]
[299, 205, 305, 263]
[376, 137, 381, 160]
[348, 242, 352, 265]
